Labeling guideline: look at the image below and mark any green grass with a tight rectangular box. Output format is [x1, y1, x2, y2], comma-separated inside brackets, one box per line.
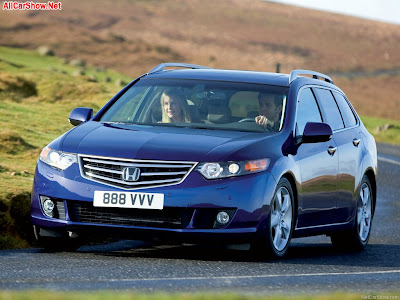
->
[0, 291, 399, 300]
[361, 116, 400, 145]
[0, 46, 132, 248]
[0, 47, 132, 197]
[0, 46, 131, 84]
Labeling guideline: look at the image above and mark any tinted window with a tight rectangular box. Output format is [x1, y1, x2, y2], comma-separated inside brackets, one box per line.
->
[229, 91, 258, 117]
[332, 91, 357, 127]
[313, 88, 344, 131]
[99, 78, 288, 133]
[296, 88, 322, 136]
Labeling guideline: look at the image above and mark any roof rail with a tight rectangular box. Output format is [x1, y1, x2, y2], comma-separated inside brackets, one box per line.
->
[289, 69, 334, 85]
[147, 63, 212, 74]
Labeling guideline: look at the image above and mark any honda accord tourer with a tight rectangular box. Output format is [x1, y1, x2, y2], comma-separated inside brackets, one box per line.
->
[31, 63, 377, 257]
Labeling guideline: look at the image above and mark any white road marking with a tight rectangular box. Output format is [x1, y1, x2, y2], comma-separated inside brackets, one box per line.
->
[107, 269, 400, 282]
[2, 269, 400, 284]
[378, 156, 400, 166]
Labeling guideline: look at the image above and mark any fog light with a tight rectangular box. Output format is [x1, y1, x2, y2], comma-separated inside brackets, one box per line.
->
[40, 196, 55, 218]
[216, 211, 230, 225]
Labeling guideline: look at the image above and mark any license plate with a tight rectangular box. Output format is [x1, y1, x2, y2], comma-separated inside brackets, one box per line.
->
[93, 191, 164, 210]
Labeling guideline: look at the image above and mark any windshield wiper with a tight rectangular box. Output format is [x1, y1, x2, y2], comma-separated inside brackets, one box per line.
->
[102, 121, 128, 124]
[149, 122, 178, 127]
[180, 125, 219, 130]
[103, 121, 176, 127]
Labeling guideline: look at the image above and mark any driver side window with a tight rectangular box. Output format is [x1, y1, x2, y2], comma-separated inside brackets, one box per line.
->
[296, 88, 323, 136]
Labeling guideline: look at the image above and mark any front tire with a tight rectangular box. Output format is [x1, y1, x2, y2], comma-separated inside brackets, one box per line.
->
[330, 175, 374, 251]
[252, 178, 295, 259]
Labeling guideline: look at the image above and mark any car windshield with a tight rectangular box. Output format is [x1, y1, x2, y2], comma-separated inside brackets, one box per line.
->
[99, 78, 288, 133]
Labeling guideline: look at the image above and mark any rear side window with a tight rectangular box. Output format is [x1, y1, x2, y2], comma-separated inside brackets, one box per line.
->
[296, 88, 322, 136]
[332, 91, 357, 128]
[313, 88, 344, 131]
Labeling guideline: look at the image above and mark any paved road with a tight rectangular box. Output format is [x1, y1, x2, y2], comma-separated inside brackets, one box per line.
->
[1, 143, 399, 294]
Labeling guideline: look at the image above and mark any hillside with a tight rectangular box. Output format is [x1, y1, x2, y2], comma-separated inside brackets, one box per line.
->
[0, 47, 132, 248]
[0, 0, 399, 120]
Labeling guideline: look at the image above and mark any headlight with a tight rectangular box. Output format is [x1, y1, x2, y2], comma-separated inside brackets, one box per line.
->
[197, 158, 270, 180]
[39, 147, 77, 170]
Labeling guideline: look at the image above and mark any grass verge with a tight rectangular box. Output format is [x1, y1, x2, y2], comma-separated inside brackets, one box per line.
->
[361, 116, 400, 145]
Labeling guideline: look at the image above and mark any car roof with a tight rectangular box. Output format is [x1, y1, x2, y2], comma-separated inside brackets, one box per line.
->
[144, 68, 291, 87]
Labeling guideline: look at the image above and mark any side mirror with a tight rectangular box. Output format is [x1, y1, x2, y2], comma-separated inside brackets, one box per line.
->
[69, 107, 93, 126]
[302, 122, 332, 143]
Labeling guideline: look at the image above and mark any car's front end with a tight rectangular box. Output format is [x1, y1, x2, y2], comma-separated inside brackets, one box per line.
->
[31, 127, 278, 245]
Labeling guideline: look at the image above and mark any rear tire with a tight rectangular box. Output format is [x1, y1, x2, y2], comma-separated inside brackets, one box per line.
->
[330, 175, 374, 251]
[251, 178, 295, 259]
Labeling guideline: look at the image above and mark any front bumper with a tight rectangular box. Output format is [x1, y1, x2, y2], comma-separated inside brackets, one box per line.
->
[31, 160, 277, 243]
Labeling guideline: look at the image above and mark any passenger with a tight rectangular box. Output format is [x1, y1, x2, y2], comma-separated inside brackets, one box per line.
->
[160, 89, 192, 123]
[255, 93, 283, 131]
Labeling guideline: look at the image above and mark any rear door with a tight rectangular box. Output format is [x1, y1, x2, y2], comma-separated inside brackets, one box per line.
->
[332, 91, 362, 222]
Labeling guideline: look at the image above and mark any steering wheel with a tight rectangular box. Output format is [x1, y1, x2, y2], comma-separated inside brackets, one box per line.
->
[238, 118, 256, 123]
[238, 117, 272, 132]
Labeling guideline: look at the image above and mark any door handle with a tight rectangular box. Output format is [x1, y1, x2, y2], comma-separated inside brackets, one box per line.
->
[327, 146, 337, 156]
[353, 138, 361, 147]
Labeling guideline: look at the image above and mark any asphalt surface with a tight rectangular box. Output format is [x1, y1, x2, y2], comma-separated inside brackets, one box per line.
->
[0, 142, 399, 294]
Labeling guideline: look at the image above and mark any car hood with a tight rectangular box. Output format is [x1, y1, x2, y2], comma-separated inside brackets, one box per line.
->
[60, 122, 273, 162]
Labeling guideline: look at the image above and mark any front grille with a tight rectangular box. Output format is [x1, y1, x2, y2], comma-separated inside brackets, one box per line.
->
[67, 201, 194, 229]
[79, 155, 197, 189]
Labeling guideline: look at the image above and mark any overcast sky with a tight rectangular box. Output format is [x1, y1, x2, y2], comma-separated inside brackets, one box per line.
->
[266, 0, 400, 25]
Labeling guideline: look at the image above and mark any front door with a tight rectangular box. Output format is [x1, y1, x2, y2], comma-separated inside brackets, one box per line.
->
[294, 87, 339, 228]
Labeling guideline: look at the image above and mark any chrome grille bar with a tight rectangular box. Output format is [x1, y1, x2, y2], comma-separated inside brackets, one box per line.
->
[83, 165, 186, 177]
[82, 157, 193, 168]
[84, 165, 123, 174]
[79, 154, 197, 190]
[86, 172, 182, 185]
[141, 171, 187, 176]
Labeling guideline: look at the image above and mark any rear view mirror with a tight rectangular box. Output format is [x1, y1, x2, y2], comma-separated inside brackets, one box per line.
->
[69, 107, 93, 126]
[302, 122, 332, 143]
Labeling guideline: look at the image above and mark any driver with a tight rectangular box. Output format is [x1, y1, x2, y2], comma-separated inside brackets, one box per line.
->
[255, 93, 283, 131]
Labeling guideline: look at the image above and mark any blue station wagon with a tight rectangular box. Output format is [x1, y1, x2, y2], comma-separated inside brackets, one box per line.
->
[31, 63, 377, 258]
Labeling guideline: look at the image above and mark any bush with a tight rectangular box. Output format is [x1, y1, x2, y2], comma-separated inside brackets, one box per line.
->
[0, 193, 33, 249]
[0, 74, 37, 101]
[10, 192, 32, 240]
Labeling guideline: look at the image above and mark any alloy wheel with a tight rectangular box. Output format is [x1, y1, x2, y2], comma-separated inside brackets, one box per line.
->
[270, 186, 293, 251]
[358, 182, 372, 242]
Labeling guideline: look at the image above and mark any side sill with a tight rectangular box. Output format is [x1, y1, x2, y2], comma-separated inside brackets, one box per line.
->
[293, 218, 354, 238]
